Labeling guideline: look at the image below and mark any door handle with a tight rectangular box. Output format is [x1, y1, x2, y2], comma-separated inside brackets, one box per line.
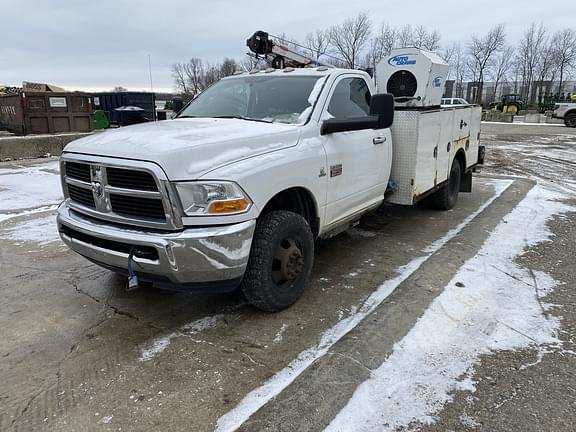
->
[373, 136, 386, 145]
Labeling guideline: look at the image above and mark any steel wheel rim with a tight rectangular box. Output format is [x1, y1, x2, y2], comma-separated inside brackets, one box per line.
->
[271, 237, 304, 287]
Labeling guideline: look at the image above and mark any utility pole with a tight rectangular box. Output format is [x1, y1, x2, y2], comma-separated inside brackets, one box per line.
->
[148, 54, 156, 121]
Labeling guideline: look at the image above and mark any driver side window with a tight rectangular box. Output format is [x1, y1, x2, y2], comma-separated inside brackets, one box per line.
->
[327, 77, 371, 119]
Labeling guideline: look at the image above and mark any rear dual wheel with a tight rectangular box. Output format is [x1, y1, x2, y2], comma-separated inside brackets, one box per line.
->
[430, 158, 462, 210]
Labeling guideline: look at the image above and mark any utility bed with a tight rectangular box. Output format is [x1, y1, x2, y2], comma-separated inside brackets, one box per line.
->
[387, 105, 482, 205]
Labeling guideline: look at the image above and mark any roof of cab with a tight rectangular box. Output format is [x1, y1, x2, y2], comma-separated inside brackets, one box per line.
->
[222, 67, 366, 79]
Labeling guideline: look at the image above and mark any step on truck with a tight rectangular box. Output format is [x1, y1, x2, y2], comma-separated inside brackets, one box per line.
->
[57, 40, 484, 312]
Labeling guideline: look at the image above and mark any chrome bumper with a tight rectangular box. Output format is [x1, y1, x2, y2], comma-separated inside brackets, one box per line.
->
[57, 203, 255, 290]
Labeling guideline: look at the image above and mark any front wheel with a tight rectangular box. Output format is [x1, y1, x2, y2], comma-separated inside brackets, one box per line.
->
[241, 211, 314, 312]
[565, 113, 576, 128]
[433, 158, 462, 210]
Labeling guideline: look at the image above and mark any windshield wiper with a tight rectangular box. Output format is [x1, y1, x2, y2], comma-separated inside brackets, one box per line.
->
[177, 115, 198, 118]
[212, 115, 273, 123]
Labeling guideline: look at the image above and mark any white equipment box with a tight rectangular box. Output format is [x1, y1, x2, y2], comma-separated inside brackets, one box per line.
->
[376, 48, 449, 108]
[386, 105, 482, 205]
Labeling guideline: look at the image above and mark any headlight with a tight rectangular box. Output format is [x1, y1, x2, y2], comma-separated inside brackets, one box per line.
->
[175, 181, 252, 216]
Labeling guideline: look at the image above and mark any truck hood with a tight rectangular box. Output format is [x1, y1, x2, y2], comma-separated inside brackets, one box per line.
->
[64, 118, 301, 179]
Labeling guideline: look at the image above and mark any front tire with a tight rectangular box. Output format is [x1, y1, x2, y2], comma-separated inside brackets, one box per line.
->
[565, 113, 576, 128]
[433, 158, 462, 210]
[241, 211, 314, 312]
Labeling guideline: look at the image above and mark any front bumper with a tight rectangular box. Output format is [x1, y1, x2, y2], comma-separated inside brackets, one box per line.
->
[57, 204, 256, 291]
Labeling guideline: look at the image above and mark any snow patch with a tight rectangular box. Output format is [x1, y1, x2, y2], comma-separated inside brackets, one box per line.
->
[0, 205, 58, 224]
[215, 179, 513, 432]
[325, 186, 572, 432]
[138, 314, 225, 361]
[273, 324, 288, 344]
[459, 412, 480, 428]
[0, 162, 62, 212]
[3, 214, 61, 245]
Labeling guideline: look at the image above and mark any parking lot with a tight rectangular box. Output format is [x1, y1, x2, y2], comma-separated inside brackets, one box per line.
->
[1, 123, 575, 431]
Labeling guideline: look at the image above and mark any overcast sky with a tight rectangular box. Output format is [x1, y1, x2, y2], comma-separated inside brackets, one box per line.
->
[1, 0, 575, 92]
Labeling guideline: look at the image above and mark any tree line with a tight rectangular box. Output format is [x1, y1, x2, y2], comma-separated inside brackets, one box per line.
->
[171, 13, 576, 105]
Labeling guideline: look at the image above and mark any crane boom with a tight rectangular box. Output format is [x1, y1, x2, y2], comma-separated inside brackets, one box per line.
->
[246, 31, 330, 69]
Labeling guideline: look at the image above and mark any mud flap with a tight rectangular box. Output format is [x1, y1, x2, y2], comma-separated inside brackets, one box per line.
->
[477, 145, 486, 165]
[460, 171, 472, 193]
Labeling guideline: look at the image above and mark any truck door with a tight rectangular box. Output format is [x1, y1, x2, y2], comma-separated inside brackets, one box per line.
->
[321, 75, 391, 227]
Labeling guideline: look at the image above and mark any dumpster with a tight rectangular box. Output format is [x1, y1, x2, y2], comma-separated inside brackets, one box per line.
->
[93, 91, 156, 125]
[0, 91, 93, 135]
[114, 105, 149, 126]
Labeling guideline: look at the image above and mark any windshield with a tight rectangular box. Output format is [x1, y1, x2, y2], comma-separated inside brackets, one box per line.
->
[178, 75, 327, 125]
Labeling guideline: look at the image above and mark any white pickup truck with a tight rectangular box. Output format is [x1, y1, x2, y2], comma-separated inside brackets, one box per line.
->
[57, 48, 483, 311]
[553, 102, 576, 127]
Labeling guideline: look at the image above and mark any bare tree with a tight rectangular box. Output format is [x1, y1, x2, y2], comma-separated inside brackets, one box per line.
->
[170, 58, 207, 95]
[468, 24, 506, 104]
[489, 46, 515, 101]
[305, 30, 330, 63]
[220, 58, 239, 77]
[396, 24, 412, 48]
[366, 23, 396, 70]
[171, 63, 190, 94]
[551, 28, 576, 95]
[202, 62, 221, 89]
[240, 55, 264, 72]
[516, 23, 547, 103]
[328, 12, 372, 68]
[443, 42, 468, 98]
[413, 25, 441, 51]
[534, 40, 559, 101]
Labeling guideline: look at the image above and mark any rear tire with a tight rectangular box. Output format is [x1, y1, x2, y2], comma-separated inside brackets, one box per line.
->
[565, 112, 576, 128]
[241, 211, 314, 312]
[433, 158, 462, 210]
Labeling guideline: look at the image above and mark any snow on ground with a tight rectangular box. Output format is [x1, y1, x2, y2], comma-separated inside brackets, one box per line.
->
[215, 179, 513, 432]
[139, 314, 227, 362]
[325, 185, 573, 432]
[481, 121, 564, 127]
[3, 214, 61, 245]
[0, 161, 62, 213]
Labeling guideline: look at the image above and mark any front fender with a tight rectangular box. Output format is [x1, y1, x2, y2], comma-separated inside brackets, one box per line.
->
[202, 141, 327, 225]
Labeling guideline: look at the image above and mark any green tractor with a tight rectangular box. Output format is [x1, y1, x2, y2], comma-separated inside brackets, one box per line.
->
[489, 94, 524, 114]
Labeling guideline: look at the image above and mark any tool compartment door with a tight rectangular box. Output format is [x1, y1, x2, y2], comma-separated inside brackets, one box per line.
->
[467, 106, 482, 169]
[413, 111, 440, 197]
[449, 106, 477, 173]
[436, 109, 455, 183]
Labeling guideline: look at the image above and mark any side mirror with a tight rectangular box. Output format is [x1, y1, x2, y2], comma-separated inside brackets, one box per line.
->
[369, 93, 394, 129]
[321, 116, 379, 135]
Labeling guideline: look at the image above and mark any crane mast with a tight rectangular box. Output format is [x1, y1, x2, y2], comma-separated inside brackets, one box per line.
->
[246, 31, 330, 69]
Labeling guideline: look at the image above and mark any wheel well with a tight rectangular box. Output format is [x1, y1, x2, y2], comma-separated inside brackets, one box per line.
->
[260, 188, 319, 238]
[455, 149, 466, 174]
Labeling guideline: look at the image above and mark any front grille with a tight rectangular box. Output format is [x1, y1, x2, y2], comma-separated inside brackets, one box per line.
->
[65, 162, 91, 182]
[60, 224, 159, 260]
[68, 184, 95, 208]
[107, 167, 158, 191]
[62, 158, 174, 228]
[110, 194, 166, 220]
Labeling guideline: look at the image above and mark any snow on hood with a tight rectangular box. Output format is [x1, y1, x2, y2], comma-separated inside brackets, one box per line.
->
[64, 118, 300, 180]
